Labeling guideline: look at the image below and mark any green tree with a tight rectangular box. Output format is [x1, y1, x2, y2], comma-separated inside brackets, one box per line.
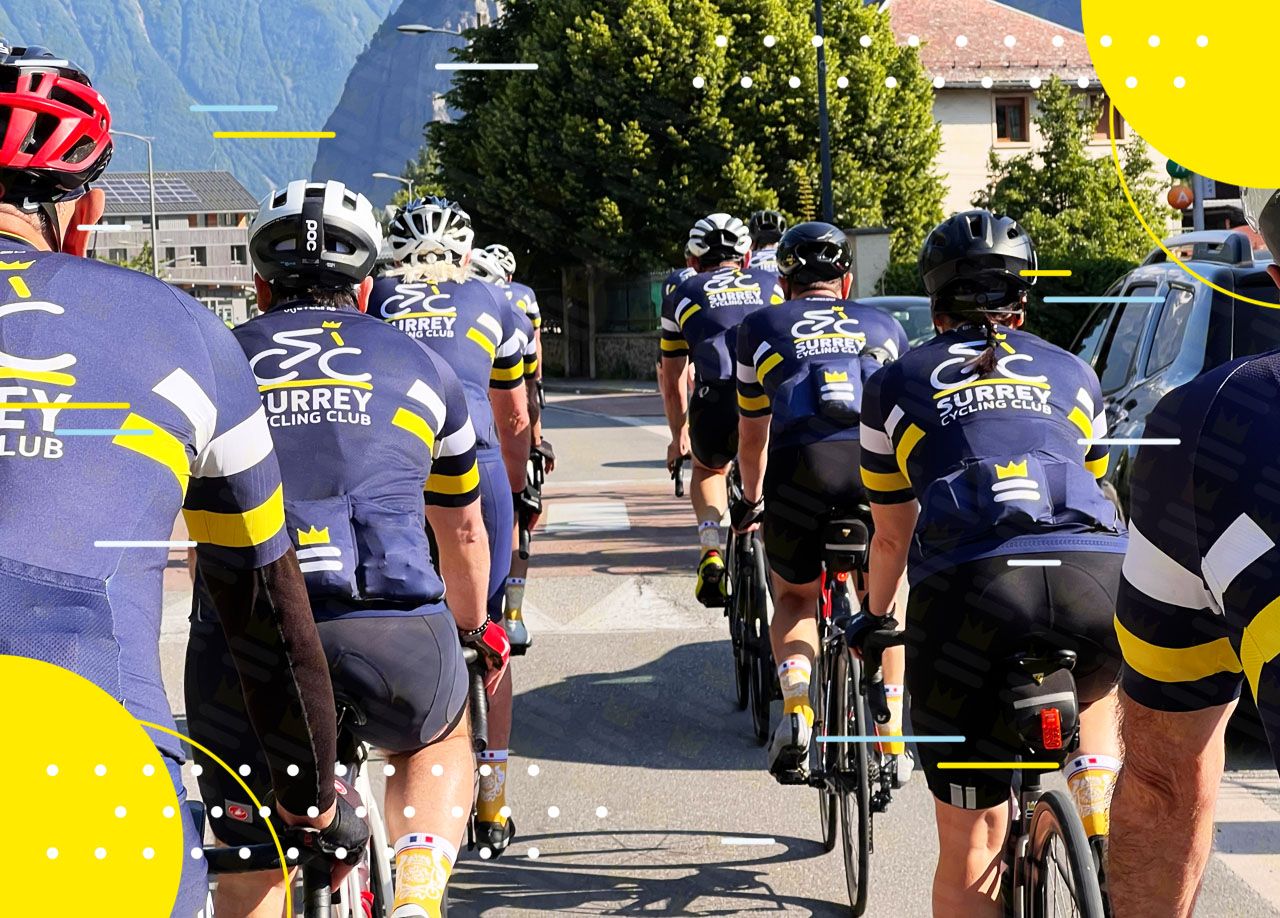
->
[389, 144, 446, 210]
[430, 0, 942, 277]
[102, 242, 155, 275]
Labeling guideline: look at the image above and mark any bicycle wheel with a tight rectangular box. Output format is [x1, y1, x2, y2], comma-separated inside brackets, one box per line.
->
[835, 646, 872, 916]
[812, 635, 838, 852]
[1026, 789, 1107, 918]
[747, 539, 773, 745]
[726, 538, 749, 711]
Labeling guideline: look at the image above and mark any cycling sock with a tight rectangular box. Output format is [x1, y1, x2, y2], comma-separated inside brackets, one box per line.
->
[877, 683, 905, 755]
[1065, 753, 1121, 838]
[505, 577, 525, 617]
[778, 656, 813, 727]
[476, 749, 509, 826]
[698, 519, 721, 552]
[392, 833, 457, 918]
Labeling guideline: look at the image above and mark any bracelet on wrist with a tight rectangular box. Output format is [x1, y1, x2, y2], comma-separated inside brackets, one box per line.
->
[458, 622, 488, 639]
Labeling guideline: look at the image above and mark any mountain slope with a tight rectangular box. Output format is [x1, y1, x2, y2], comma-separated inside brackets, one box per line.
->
[993, 0, 1082, 31]
[0, 0, 400, 195]
[312, 0, 492, 207]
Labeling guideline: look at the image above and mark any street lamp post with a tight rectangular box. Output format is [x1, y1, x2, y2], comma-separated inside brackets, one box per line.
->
[814, 0, 835, 223]
[396, 24, 464, 36]
[110, 130, 159, 277]
[372, 172, 415, 196]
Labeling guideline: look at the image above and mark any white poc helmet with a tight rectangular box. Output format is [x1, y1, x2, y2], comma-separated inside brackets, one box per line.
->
[249, 180, 383, 288]
[469, 247, 507, 283]
[687, 212, 750, 261]
[485, 243, 517, 277]
[388, 196, 475, 268]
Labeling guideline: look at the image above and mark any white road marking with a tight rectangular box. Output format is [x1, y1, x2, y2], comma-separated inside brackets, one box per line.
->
[544, 501, 631, 533]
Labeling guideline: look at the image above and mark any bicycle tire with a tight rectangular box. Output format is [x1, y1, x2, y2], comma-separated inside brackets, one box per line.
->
[1025, 789, 1106, 918]
[836, 646, 872, 916]
[747, 538, 772, 745]
[727, 537, 749, 711]
[812, 635, 838, 852]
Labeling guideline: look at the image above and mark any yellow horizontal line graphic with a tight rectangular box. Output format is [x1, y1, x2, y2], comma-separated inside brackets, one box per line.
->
[258, 378, 372, 392]
[213, 131, 336, 139]
[0, 402, 127, 409]
[933, 378, 1050, 400]
[0, 368, 75, 386]
[390, 311, 457, 320]
[937, 762, 1059, 770]
[1021, 270, 1072, 277]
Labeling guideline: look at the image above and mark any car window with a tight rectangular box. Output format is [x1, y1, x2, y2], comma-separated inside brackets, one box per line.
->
[1145, 286, 1196, 375]
[1072, 303, 1116, 368]
[1232, 278, 1280, 358]
[1097, 286, 1157, 394]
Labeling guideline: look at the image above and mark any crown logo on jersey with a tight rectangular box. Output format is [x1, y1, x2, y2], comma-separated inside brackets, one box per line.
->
[995, 460, 1028, 480]
[297, 526, 331, 546]
[823, 370, 849, 383]
[322, 321, 342, 329]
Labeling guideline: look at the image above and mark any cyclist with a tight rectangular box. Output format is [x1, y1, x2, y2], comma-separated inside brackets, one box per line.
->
[186, 181, 508, 918]
[370, 197, 530, 856]
[660, 213, 783, 606]
[853, 211, 1127, 916]
[732, 222, 911, 780]
[0, 44, 356, 915]
[747, 209, 787, 272]
[656, 242, 698, 417]
[1109, 187, 1280, 918]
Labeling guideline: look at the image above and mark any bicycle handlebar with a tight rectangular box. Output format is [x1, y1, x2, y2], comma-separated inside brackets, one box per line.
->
[672, 453, 689, 498]
[846, 612, 905, 726]
[462, 646, 489, 753]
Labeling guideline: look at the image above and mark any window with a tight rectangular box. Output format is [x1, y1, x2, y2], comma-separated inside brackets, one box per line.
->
[995, 96, 1030, 144]
[190, 246, 208, 267]
[230, 244, 248, 265]
[1145, 286, 1195, 375]
[1091, 93, 1126, 141]
[163, 246, 177, 265]
[187, 215, 198, 228]
[204, 214, 217, 227]
[107, 247, 128, 263]
[218, 213, 239, 227]
[1072, 303, 1117, 368]
[1097, 286, 1157, 393]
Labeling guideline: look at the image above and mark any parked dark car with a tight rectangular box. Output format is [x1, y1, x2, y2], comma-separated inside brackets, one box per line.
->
[861, 296, 934, 346]
[1070, 230, 1280, 512]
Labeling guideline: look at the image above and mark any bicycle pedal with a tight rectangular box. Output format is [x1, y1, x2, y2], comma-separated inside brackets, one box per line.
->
[773, 768, 810, 786]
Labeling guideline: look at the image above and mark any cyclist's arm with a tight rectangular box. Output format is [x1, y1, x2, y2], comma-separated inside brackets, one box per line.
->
[859, 369, 916, 618]
[492, 317, 531, 492]
[659, 296, 691, 437]
[1109, 694, 1234, 918]
[735, 329, 770, 502]
[864, 502, 915, 618]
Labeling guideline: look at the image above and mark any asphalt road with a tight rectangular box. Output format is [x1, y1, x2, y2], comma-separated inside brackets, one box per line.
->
[161, 386, 1280, 917]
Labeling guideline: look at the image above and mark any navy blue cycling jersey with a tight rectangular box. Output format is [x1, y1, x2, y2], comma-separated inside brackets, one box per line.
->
[234, 303, 479, 619]
[860, 325, 1126, 581]
[368, 275, 526, 451]
[0, 233, 289, 757]
[750, 244, 779, 273]
[736, 296, 910, 448]
[660, 265, 783, 382]
[507, 280, 541, 331]
[1116, 352, 1280, 771]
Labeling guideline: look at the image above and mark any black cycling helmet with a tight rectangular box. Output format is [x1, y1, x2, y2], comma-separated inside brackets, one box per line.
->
[919, 210, 1037, 314]
[749, 209, 787, 245]
[776, 222, 853, 286]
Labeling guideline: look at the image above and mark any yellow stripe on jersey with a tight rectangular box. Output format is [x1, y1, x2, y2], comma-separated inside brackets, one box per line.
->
[932, 378, 1051, 400]
[0, 367, 76, 387]
[491, 363, 524, 383]
[391, 407, 437, 452]
[660, 338, 687, 353]
[427, 461, 481, 496]
[9, 276, 30, 298]
[467, 326, 497, 358]
[862, 467, 911, 493]
[895, 424, 925, 485]
[1085, 453, 1110, 479]
[184, 483, 285, 549]
[1068, 406, 1093, 440]
[1114, 616, 1242, 684]
[677, 303, 702, 327]
[113, 413, 190, 497]
[738, 392, 770, 412]
[758, 352, 784, 379]
[1241, 595, 1280, 702]
[525, 358, 539, 374]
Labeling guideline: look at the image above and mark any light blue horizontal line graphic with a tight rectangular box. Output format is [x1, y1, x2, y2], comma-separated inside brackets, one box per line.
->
[54, 429, 153, 436]
[189, 104, 279, 112]
[95, 540, 196, 549]
[1043, 296, 1164, 304]
[817, 735, 965, 743]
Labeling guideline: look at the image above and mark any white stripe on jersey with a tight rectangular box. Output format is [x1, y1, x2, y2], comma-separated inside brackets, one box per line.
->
[1076, 387, 1094, 417]
[881, 338, 901, 359]
[859, 422, 894, 456]
[297, 546, 342, 560]
[192, 406, 273, 480]
[406, 379, 446, 431]
[476, 312, 503, 343]
[1123, 522, 1214, 611]
[736, 361, 757, 385]
[753, 341, 772, 364]
[1203, 513, 1275, 615]
[496, 330, 527, 359]
[885, 405, 906, 440]
[299, 559, 344, 573]
[154, 368, 217, 456]
[660, 317, 680, 333]
[436, 418, 476, 460]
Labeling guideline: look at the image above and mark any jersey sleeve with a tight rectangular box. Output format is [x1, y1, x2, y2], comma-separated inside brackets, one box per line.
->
[182, 303, 290, 570]
[490, 298, 527, 390]
[859, 366, 915, 504]
[661, 282, 690, 359]
[769, 280, 785, 305]
[735, 321, 771, 417]
[1115, 382, 1243, 713]
[517, 286, 541, 330]
[421, 355, 481, 507]
[1071, 367, 1111, 480]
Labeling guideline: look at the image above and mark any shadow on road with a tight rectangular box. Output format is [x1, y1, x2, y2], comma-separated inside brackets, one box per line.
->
[514, 641, 769, 771]
[451, 829, 847, 916]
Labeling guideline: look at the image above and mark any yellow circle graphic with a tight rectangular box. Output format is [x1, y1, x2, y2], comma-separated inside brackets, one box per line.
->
[3, 655, 183, 915]
[1082, 4, 1280, 186]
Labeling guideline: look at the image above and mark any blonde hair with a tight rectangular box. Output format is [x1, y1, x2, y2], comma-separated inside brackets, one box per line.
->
[387, 258, 468, 285]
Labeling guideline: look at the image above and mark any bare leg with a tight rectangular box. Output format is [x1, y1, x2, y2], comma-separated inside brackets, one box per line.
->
[932, 798, 1008, 918]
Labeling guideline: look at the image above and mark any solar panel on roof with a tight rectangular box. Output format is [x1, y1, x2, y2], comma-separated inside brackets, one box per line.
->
[99, 176, 200, 205]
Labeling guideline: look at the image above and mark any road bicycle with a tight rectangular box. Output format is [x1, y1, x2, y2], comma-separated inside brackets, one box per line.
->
[725, 461, 776, 743]
[805, 515, 900, 917]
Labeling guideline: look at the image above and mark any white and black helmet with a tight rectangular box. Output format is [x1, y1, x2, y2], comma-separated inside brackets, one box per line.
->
[469, 247, 507, 284]
[388, 196, 475, 267]
[687, 213, 750, 262]
[250, 180, 382, 289]
[485, 243, 517, 277]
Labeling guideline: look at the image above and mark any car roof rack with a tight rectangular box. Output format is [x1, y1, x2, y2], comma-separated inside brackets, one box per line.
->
[1143, 230, 1260, 268]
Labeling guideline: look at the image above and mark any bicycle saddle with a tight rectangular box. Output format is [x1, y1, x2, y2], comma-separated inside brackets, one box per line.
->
[822, 517, 870, 574]
[1010, 648, 1077, 682]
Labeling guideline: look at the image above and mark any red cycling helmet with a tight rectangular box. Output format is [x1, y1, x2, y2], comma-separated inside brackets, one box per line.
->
[0, 42, 113, 207]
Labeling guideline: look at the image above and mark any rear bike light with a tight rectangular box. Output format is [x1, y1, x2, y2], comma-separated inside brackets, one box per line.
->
[1040, 708, 1063, 751]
